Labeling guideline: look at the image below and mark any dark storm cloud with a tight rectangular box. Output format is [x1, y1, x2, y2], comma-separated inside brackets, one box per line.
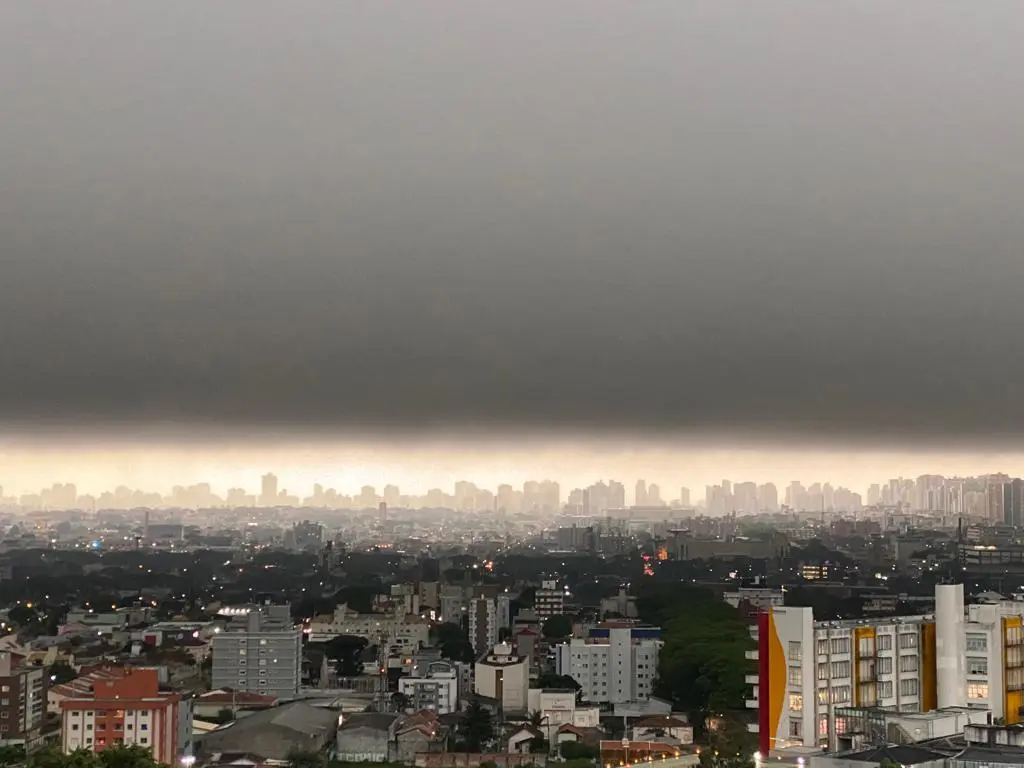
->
[2, 1, 1024, 442]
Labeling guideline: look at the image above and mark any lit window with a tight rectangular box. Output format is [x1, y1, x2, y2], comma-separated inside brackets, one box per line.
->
[789, 694, 803, 712]
[968, 682, 989, 699]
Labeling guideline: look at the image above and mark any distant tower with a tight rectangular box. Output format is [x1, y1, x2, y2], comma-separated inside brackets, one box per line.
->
[379, 501, 388, 523]
[260, 473, 278, 506]
[143, 509, 150, 541]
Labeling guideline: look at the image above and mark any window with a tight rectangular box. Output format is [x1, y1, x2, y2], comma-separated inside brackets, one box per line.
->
[878, 681, 893, 699]
[819, 716, 829, 738]
[967, 682, 989, 700]
[831, 661, 851, 679]
[788, 667, 802, 687]
[899, 655, 918, 673]
[817, 663, 827, 680]
[140, 724, 148, 731]
[817, 639, 828, 656]
[788, 642, 803, 662]
[877, 657, 893, 675]
[789, 719, 802, 738]
[966, 634, 988, 652]
[898, 633, 918, 650]
[789, 694, 803, 712]
[967, 658, 989, 676]
[900, 679, 920, 697]
[817, 689, 828, 704]
[877, 634, 893, 651]
[140, 738, 149, 745]
[830, 638, 850, 655]
[830, 686, 851, 704]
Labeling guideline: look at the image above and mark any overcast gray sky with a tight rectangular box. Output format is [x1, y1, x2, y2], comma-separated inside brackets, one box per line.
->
[2, 1, 1024, 445]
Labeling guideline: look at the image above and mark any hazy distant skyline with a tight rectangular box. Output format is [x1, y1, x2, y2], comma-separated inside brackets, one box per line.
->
[4, 433, 1024, 498]
[3, 3, 1024, 451]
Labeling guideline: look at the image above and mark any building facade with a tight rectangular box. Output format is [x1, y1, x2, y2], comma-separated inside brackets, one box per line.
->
[212, 605, 301, 699]
[751, 583, 1024, 755]
[59, 668, 191, 764]
[555, 625, 662, 704]
[535, 581, 566, 619]
[475, 643, 529, 714]
[0, 653, 46, 750]
[307, 604, 429, 649]
[397, 661, 459, 714]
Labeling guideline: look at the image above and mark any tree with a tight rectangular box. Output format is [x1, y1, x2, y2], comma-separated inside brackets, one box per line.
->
[47, 660, 77, 685]
[637, 584, 753, 735]
[436, 622, 475, 663]
[28, 747, 100, 768]
[542, 614, 574, 639]
[320, 634, 368, 677]
[215, 707, 236, 724]
[0, 746, 26, 766]
[528, 710, 544, 727]
[287, 749, 327, 768]
[391, 691, 411, 712]
[560, 742, 599, 761]
[535, 673, 583, 702]
[97, 744, 162, 768]
[529, 737, 550, 754]
[459, 699, 495, 751]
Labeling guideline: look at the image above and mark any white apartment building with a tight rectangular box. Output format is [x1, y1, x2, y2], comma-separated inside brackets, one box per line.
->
[555, 625, 662, 704]
[536, 581, 567, 619]
[307, 604, 430, 649]
[475, 643, 529, 714]
[398, 661, 459, 714]
[751, 583, 1024, 756]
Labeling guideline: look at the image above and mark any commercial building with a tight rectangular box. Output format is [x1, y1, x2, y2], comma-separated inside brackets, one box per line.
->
[554, 624, 662, 704]
[212, 605, 301, 699]
[0, 652, 46, 750]
[475, 643, 529, 714]
[750, 583, 1024, 756]
[59, 667, 191, 764]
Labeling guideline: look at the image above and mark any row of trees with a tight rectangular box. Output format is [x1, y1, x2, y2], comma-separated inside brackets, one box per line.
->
[636, 583, 757, 763]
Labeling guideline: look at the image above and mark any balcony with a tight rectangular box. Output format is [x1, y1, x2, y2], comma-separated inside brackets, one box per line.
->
[747, 723, 760, 734]
[745, 698, 760, 709]
[745, 650, 759, 661]
[746, 674, 760, 685]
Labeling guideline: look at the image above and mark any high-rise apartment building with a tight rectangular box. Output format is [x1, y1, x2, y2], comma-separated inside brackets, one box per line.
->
[555, 624, 662, 704]
[535, 580, 566, 619]
[469, 597, 498, 656]
[212, 605, 301, 699]
[60, 668, 191, 764]
[751, 583, 1024, 756]
[0, 653, 46, 750]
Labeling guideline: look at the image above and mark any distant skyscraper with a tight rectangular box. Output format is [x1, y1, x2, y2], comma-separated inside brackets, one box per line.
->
[260, 473, 278, 506]
[679, 487, 691, 507]
[635, 480, 648, 506]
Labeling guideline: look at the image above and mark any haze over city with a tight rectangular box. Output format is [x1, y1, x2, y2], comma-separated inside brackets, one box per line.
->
[3, 1, 1024, 462]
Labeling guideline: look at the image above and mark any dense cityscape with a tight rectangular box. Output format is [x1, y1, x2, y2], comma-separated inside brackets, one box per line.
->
[2, 0, 1019, 767]
[0, 469, 1022, 768]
